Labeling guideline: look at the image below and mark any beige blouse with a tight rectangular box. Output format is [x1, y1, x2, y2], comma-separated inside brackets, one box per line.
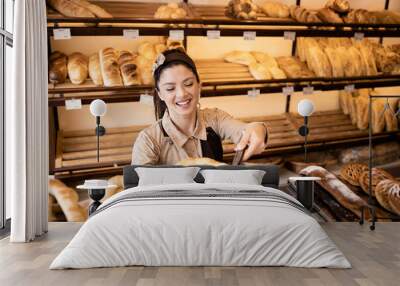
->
[131, 108, 251, 165]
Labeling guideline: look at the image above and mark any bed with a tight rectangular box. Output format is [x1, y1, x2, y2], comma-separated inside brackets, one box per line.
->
[50, 165, 351, 269]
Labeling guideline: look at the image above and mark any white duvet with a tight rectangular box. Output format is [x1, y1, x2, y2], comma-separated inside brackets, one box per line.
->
[50, 183, 351, 269]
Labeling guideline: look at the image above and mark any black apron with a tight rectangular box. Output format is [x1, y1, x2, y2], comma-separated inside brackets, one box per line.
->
[159, 121, 223, 162]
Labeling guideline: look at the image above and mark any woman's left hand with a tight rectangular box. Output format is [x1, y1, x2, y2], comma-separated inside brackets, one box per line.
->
[234, 122, 268, 161]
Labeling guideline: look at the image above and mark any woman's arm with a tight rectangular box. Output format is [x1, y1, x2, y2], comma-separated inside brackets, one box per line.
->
[131, 131, 160, 165]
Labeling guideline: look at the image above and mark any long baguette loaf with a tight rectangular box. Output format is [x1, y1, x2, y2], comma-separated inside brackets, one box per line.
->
[324, 47, 344, 77]
[48, 178, 87, 222]
[99, 47, 123, 87]
[300, 165, 369, 219]
[47, 0, 95, 18]
[67, 52, 88, 84]
[49, 51, 68, 84]
[88, 53, 103, 86]
[118, 51, 140, 86]
[69, 0, 113, 18]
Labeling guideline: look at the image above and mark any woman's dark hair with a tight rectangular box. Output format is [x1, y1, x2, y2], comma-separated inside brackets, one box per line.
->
[153, 48, 200, 120]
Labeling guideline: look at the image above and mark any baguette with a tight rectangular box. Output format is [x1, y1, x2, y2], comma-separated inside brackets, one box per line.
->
[49, 51, 68, 84]
[47, 0, 95, 18]
[67, 52, 88, 85]
[88, 53, 103, 86]
[300, 165, 369, 219]
[118, 51, 140, 86]
[99, 47, 123, 87]
[48, 178, 87, 222]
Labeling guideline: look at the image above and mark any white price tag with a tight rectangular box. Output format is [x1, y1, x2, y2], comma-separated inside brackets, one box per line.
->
[243, 31, 256, 41]
[247, 88, 260, 98]
[303, 86, 314, 95]
[65, 99, 82, 110]
[140, 93, 154, 106]
[354, 32, 364, 41]
[282, 86, 294, 96]
[123, 29, 139, 40]
[169, 30, 184, 41]
[284, 31, 296, 41]
[345, 84, 355, 92]
[207, 30, 220, 40]
[53, 28, 71, 40]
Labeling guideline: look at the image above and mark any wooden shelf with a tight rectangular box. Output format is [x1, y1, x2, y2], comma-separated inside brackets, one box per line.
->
[46, 1, 400, 37]
[52, 110, 400, 179]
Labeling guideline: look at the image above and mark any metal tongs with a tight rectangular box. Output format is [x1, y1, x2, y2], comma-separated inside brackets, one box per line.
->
[231, 145, 248, 166]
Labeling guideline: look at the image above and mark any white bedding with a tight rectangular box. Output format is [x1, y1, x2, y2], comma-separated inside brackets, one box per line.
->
[50, 183, 351, 269]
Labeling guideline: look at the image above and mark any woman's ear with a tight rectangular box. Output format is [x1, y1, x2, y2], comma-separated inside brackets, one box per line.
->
[156, 88, 165, 102]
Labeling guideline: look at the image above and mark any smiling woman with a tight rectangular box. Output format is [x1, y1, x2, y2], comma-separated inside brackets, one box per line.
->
[131, 49, 269, 165]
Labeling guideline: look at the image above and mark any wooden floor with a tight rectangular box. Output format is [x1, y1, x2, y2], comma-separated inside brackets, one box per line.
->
[0, 222, 399, 286]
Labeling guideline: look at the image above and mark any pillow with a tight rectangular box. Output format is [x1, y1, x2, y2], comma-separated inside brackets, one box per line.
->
[135, 167, 201, 186]
[200, 169, 266, 185]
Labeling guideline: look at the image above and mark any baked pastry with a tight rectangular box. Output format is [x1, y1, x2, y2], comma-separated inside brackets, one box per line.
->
[375, 179, 400, 214]
[138, 42, 157, 61]
[224, 51, 256, 66]
[300, 165, 368, 219]
[317, 8, 343, 23]
[358, 168, 394, 197]
[251, 51, 278, 68]
[68, 0, 113, 18]
[48, 178, 87, 222]
[225, 0, 258, 20]
[154, 3, 187, 19]
[260, 2, 290, 18]
[340, 163, 368, 186]
[67, 52, 88, 85]
[99, 47, 123, 87]
[118, 51, 139, 86]
[325, 0, 350, 14]
[248, 62, 272, 80]
[88, 53, 103, 86]
[176, 157, 227, 166]
[47, 0, 95, 18]
[49, 51, 68, 84]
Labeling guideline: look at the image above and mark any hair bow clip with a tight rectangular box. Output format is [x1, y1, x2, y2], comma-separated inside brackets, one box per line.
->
[152, 53, 166, 76]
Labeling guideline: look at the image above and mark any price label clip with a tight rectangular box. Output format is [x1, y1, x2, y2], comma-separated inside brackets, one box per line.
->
[354, 32, 364, 41]
[282, 85, 294, 96]
[345, 84, 355, 92]
[53, 28, 71, 40]
[65, 98, 82, 110]
[169, 30, 184, 41]
[284, 31, 296, 41]
[247, 88, 260, 98]
[243, 31, 256, 41]
[207, 30, 221, 40]
[123, 29, 139, 40]
[303, 85, 314, 95]
[140, 92, 154, 106]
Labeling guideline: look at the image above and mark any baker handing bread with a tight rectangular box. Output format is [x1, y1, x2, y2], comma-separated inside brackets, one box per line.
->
[131, 48, 268, 165]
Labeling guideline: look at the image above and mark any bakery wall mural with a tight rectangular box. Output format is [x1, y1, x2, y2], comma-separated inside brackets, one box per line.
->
[46, 0, 400, 224]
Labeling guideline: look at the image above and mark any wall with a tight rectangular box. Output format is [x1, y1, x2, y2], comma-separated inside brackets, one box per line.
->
[53, 0, 399, 131]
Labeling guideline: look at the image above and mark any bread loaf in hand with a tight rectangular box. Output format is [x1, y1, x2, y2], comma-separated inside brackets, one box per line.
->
[49, 51, 68, 84]
[99, 47, 123, 87]
[88, 53, 103, 86]
[67, 52, 88, 84]
[118, 51, 139, 86]
[47, 0, 95, 17]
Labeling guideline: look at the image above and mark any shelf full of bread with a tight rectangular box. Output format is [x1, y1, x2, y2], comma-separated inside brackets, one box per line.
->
[48, 35, 400, 106]
[47, 0, 400, 37]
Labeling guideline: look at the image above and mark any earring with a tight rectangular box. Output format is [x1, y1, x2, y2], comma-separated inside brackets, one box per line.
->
[197, 102, 201, 110]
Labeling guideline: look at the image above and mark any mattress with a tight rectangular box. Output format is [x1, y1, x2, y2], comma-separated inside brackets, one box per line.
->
[50, 183, 351, 269]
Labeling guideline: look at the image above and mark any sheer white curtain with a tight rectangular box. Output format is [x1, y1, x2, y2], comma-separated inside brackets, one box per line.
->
[8, 0, 48, 242]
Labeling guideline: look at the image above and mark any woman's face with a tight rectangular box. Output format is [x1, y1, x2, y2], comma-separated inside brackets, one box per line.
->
[157, 64, 200, 118]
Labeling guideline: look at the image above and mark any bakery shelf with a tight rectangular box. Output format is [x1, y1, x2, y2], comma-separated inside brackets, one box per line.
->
[47, 1, 400, 37]
[51, 110, 400, 179]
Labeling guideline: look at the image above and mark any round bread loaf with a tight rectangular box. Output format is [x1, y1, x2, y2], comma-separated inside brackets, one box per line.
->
[359, 168, 394, 196]
[340, 163, 368, 186]
[376, 179, 397, 213]
[388, 181, 400, 215]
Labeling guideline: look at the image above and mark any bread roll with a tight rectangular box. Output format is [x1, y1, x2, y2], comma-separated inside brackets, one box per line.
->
[99, 47, 123, 87]
[138, 42, 157, 61]
[317, 8, 343, 23]
[48, 178, 87, 222]
[248, 63, 272, 80]
[359, 168, 394, 197]
[88, 53, 103, 86]
[49, 51, 68, 84]
[67, 52, 88, 85]
[325, 0, 350, 13]
[340, 163, 368, 186]
[260, 2, 290, 18]
[47, 0, 95, 17]
[300, 165, 369, 219]
[388, 181, 400, 215]
[225, 0, 258, 20]
[68, 0, 112, 18]
[376, 179, 399, 214]
[118, 51, 139, 86]
[224, 51, 256, 66]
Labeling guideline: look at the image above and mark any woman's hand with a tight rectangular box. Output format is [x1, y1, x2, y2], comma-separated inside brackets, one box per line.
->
[234, 122, 268, 161]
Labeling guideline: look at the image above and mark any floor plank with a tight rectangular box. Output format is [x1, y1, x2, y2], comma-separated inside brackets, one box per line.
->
[0, 222, 399, 286]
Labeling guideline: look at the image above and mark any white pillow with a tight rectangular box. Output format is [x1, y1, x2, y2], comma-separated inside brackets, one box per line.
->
[200, 169, 266, 185]
[135, 167, 200, 186]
